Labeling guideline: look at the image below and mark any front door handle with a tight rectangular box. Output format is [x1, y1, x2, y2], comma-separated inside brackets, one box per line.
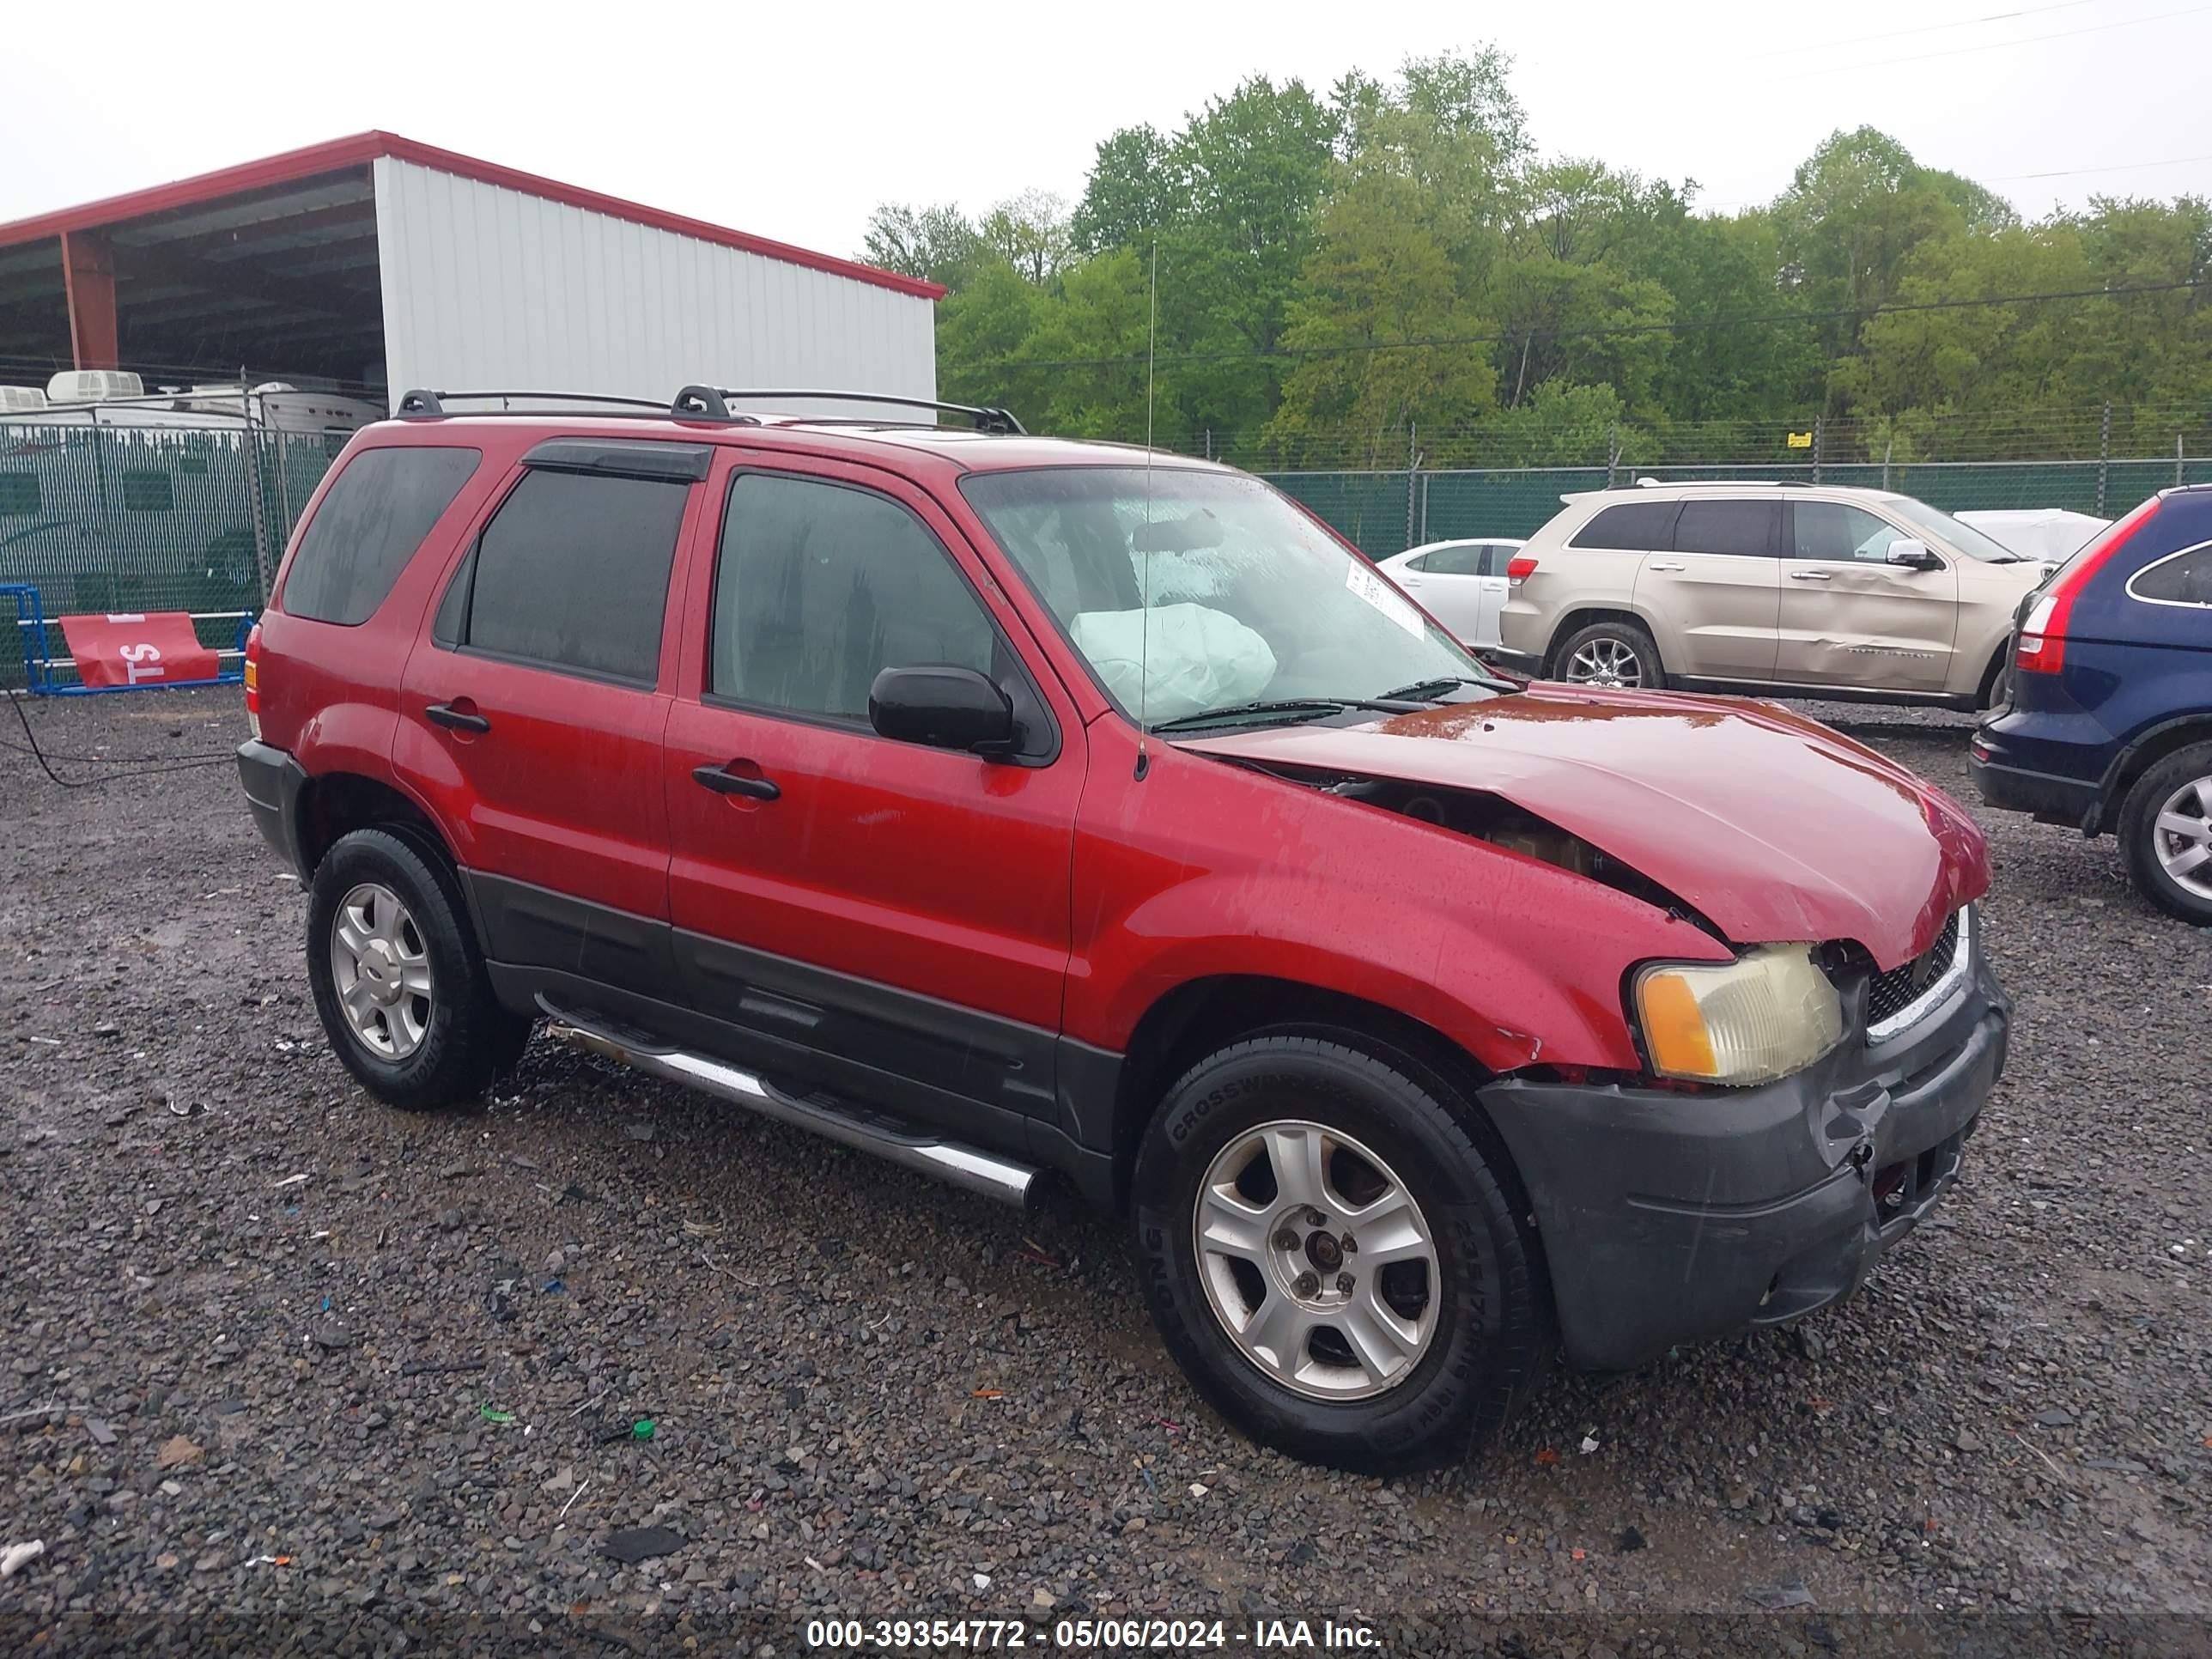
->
[1790, 570, 1834, 582]
[425, 702, 491, 733]
[1647, 561, 1686, 572]
[692, 763, 781, 802]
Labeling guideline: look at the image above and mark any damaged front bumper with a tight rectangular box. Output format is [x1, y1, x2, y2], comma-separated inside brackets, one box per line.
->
[1479, 946, 2008, 1373]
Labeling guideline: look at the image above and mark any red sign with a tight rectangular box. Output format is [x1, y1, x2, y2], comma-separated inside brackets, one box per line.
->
[58, 612, 220, 690]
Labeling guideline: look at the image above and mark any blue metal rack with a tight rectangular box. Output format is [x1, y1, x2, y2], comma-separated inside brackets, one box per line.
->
[2, 583, 251, 696]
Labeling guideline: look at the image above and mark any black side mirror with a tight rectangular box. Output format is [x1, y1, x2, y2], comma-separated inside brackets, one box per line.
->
[1887, 538, 1943, 571]
[869, 665, 1015, 756]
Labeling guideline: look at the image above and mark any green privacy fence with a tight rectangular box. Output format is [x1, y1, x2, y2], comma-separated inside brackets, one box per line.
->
[0, 420, 340, 687]
[4, 409, 2206, 686]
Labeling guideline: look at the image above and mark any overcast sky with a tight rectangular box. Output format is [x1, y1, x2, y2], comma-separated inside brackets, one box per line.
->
[4, 0, 2209, 259]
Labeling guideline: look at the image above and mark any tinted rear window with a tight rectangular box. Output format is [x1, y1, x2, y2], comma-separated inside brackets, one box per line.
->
[461, 469, 690, 684]
[1675, 499, 1778, 557]
[1420, 544, 1489, 576]
[1570, 501, 1678, 550]
[2131, 543, 2212, 606]
[283, 447, 481, 625]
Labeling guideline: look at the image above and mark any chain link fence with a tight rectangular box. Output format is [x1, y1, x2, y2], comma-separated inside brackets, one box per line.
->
[0, 420, 338, 687]
[5, 405, 2207, 684]
[1261, 456, 2212, 560]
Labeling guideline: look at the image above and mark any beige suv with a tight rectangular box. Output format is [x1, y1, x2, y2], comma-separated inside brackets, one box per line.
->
[1492, 483, 2053, 708]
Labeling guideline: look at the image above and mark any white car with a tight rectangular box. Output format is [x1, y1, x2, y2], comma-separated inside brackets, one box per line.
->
[1377, 538, 1523, 649]
[1955, 509, 2109, 564]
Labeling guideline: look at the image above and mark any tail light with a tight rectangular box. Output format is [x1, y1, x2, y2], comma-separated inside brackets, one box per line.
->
[244, 623, 263, 740]
[1506, 555, 1539, 587]
[2015, 495, 2158, 675]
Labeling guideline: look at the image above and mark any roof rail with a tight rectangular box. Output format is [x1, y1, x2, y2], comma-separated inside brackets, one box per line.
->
[393, 386, 1020, 432]
[397, 389, 737, 421]
[1632, 477, 1826, 489]
[714, 388, 1024, 434]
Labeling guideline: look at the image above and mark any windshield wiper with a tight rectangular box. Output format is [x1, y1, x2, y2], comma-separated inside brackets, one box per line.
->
[1375, 672, 1517, 702]
[1147, 696, 1414, 735]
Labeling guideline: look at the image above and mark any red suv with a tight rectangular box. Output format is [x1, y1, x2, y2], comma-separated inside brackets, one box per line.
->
[236, 386, 2008, 1471]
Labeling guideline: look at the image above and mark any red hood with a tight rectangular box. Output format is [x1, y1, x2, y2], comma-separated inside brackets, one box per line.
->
[1179, 685, 1987, 969]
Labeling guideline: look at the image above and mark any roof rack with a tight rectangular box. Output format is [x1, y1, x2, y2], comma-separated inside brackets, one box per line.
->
[393, 386, 1024, 434]
[1632, 477, 1821, 489]
[698, 387, 1024, 434]
[395, 388, 763, 422]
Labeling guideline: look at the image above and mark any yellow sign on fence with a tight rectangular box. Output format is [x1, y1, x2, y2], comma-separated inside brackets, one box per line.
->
[1786, 430, 1814, 449]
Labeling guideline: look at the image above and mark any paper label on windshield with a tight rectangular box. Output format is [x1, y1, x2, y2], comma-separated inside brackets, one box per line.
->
[1346, 561, 1426, 638]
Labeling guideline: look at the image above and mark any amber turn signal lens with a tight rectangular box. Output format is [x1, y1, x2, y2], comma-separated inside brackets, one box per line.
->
[1637, 969, 1719, 1079]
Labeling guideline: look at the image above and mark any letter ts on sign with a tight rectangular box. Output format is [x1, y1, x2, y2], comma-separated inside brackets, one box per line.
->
[55, 611, 220, 689]
[117, 620, 167, 685]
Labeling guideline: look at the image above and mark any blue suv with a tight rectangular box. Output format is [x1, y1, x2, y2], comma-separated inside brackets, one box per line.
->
[1972, 486, 2212, 923]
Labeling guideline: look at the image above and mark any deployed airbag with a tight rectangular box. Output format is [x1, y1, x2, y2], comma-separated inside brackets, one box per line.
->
[1071, 603, 1277, 722]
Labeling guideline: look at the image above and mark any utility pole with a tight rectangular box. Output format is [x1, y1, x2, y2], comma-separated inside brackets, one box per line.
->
[1881, 440, 1893, 493]
[1811, 415, 1824, 484]
[2178, 432, 2186, 489]
[1607, 423, 1620, 489]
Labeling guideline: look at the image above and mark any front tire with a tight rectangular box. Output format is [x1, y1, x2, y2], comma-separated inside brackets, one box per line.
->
[1132, 1036, 1550, 1473]
[1553, 619, 1664, 690]
[307, 828, 532, 1109]
[2118, 744, 2212, 924]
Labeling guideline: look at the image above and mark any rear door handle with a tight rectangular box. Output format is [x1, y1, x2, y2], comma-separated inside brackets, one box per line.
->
[424, 702, 491, 733]
[1790, 570, 1834, 582]
[1647, 561, 1686, 572]
[692, 763, 781, 802]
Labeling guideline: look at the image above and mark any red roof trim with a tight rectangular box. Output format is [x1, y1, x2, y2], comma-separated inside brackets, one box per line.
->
[0, 131, 945, 301]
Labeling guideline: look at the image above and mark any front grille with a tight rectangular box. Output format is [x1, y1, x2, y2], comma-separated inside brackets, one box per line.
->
[1866, 909, 1964, 1034]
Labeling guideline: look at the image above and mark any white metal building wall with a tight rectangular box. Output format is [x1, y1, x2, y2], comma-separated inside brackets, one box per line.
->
[372, 157, 937, 418]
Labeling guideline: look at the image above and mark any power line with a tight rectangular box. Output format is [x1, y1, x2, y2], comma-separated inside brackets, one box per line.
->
[1986, 152, 2212, 184]
[1696, 150, 2212, 214]
[967, 277, 2208, 373]
[1747, 0, 2097, 58]
[1785, 2, 2212, 76]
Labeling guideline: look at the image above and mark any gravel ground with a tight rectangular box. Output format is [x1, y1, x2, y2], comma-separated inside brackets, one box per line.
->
[1, 688, 2207, 1657]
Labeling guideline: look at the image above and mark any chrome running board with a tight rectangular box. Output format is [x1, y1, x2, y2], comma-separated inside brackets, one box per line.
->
[544, 1008, 1042, 1211]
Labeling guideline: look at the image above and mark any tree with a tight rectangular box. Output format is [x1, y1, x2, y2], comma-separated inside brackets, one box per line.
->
[860, 203, 981, 287]
[1485, 380, 1634, 465]
[1018, 248, 1156, 437]
[978, 190, 1073, 285]
[1069, 125, 1183, 256]
[1265, 169, 1499, 467]
[922, 52, 2212, 463]
[934, 256, 1044, 412]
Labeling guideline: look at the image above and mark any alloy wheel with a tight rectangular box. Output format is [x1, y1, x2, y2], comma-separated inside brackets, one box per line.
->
[1565, 637, 1644, 688]
[330, 882, 434, 1059]
[1192, 1120, 1440, 1401]
[2151, 775, 2212, 900]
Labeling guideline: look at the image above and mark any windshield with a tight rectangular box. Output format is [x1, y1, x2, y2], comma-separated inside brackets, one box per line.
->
[1888, 496, 2023, 562]
[963, 466, 1498, 726]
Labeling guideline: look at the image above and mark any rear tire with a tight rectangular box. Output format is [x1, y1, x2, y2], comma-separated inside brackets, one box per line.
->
[307, 828, 532, 1109]
[1553, 620, 1665, 690]
[1978, 653, 2013, 712]
[2118, 743, 2212, 925]
[1131, 1036, 1550, 1473]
